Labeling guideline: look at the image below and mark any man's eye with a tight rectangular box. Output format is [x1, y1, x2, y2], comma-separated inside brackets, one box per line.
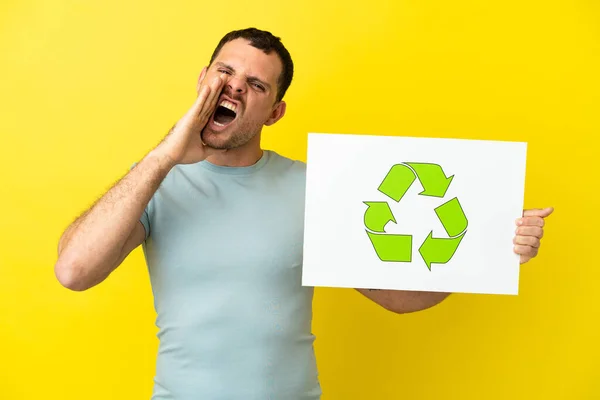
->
[219, 69, 231, 75]
[253, 83, 264, 91]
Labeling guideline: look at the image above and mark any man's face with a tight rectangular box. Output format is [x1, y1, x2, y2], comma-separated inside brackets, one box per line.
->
[200, 38, 286, 150]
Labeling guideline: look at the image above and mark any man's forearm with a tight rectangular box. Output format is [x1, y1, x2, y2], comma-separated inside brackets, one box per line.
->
[356, 288, 451, 314]
[55, 149, 174, 290]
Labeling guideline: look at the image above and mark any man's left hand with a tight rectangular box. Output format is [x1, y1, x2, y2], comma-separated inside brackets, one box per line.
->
[514, 207, 554, 264]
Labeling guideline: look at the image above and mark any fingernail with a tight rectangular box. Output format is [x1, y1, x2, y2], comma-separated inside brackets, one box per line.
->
[516, 218, 522, 225]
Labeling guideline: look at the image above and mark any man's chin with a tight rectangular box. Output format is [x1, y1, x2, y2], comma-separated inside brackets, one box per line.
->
[201, 123, 260, 151]
[201, 130, 233, 150]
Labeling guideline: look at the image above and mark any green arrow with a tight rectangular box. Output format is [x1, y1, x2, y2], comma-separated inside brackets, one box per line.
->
[363, 202, 396, 233]
[406, 162, 454, 198]
[418, 230, 466, 270]
[366, 231, 412, 262]
[434, 197, 468, 237]
[377, 164, 416, 202]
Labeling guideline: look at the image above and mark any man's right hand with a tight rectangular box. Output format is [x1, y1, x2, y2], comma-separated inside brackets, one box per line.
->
[54, 67, 227, 291]
[156, 67, 226, 165]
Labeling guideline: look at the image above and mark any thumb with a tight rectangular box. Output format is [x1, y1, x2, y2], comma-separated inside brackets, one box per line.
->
[523, 207, 554, 218]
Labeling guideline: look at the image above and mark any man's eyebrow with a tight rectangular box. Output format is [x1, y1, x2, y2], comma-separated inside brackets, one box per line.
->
[215, 61, 233, 70]
[215, 62, 271, 91]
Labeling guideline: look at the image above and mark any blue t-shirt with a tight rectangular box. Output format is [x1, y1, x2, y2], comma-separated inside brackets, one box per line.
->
[138, 150, 321, 399]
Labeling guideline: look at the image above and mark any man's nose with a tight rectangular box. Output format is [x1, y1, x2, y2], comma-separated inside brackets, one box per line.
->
[225, 76, 246, 95]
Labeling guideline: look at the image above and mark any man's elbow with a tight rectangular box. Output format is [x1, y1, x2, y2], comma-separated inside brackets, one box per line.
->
[54, 255, 94, 292]
[385, 292, 452, 314]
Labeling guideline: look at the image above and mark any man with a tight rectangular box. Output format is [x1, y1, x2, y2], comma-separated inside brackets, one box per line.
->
[54, 28, 553, 399]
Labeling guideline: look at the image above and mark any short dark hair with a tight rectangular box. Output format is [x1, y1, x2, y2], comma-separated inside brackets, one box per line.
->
[208, 28, 294, 102]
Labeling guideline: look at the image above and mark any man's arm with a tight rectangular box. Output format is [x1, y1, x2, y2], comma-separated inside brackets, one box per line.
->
[355, 207, 554, 313]
[356, 289, 450, 314]
[54, 151, 175, 291]
[54, 70, 226, 291]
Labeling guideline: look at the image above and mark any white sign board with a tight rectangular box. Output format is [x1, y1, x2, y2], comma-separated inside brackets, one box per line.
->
[302, 133, 527, 295]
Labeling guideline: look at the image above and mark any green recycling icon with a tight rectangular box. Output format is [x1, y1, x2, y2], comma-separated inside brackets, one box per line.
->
[363, 162, 468, 270]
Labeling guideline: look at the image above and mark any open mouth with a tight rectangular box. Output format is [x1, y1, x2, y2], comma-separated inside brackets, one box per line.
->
[213, 99, 238, 127]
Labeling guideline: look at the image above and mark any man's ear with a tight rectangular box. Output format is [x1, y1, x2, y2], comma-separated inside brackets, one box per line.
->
[196, 66, 207, 95]
[265, 101, 286, 126]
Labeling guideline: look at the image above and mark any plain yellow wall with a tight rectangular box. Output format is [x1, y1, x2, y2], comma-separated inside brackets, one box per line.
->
[1, 0, 598, 399]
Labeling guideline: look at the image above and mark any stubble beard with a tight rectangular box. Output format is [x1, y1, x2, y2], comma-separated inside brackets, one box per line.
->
[201, 119, 262, 150]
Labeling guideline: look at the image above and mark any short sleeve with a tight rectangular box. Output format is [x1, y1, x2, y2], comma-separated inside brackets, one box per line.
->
[139, 204, 151, 240]
[130, 161, 152, 240]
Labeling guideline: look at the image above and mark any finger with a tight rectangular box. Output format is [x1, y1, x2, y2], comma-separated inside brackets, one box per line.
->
[196, 66, 208, 94]
[514, 244, 538, 257]
[192, 76, 219, 117]
[516, 216, 545, 227]
[515, 226, 544, 238]
[191, 84, 211, 115]
[523, 207, 554, 218]
[198, 75, 222, 118]
[520, 255, 532, 264]
[199, 74, 226, 119]
[513, 235, 540, 248]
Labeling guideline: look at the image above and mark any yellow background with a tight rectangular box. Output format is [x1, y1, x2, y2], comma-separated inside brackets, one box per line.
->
[1, 0, 598, 399]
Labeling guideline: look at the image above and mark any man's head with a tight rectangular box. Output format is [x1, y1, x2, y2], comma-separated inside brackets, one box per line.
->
[210, 28, 294, 103]
[199, 28, 294, 150]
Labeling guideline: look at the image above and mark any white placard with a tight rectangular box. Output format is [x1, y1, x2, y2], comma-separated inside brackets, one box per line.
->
[302, 133, 527, 295]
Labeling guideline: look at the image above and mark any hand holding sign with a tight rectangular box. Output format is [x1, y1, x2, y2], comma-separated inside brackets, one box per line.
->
[515, 207, 554, 264]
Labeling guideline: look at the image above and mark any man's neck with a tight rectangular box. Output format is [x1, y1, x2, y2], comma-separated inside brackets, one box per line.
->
[204, 142, 264, 168]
